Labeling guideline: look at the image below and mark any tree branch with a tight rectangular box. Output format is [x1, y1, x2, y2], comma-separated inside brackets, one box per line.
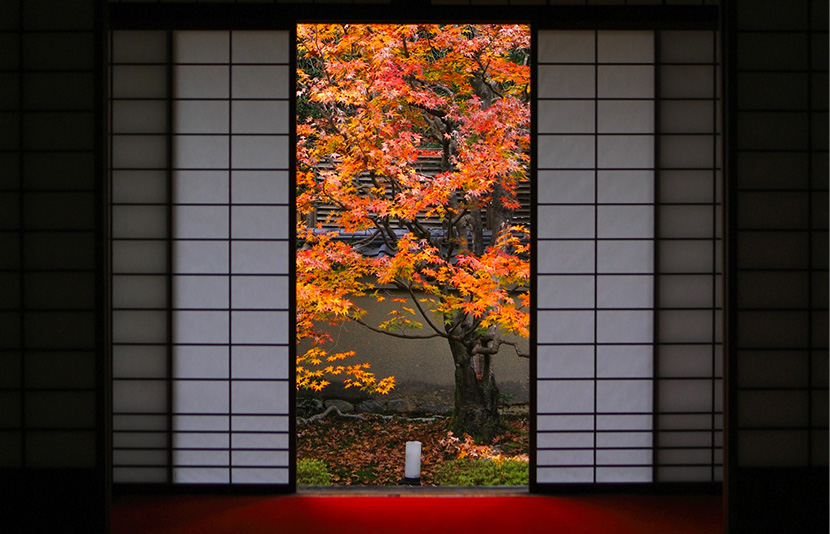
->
[354, 317, 446, 340]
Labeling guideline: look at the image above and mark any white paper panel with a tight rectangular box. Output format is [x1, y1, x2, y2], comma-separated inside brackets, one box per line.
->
[173, 311, 229, 344]
[538, 432, 594, 448]
[174, 66, 230, 98]
[112, 31, 166, 64]
[538, 311, 595, 344]
[231, 171, 289, 205]
[231, 206, 288, 239]
[231, 31, 288, 64]
[232, 66, 290, 99]
[112, 101, 166, 134]
[659, 170, 715, 203]
[597, 31, 653, 63]
[597, 171, 654, 204]
[231, 432, 290, 449]
[538, 31, 594, 63]
[173, 432, 229, 449]
[538, 450, 594, 465]
[232, 346, 289, 379]
[659, 275, 714, 308]
[231, 416, 289, 432]
[231, 101, 288, 134]
[538, 135, 595, 169]
[113, 241, 167, 274]
[538, 66, 595, 98]
[597, 380, 652, 413]
[173, 450, 229, 466]
[113, 275, 167, 308]
[597, 241, 653, 273]
[660, 205, 715, 238]
[173, 468, 229, 484]
[230, 451, 288, 467]
[229, 241, 287, 274]
[538, 275, 595, 309]
[113, 380, 167, 413]
[597, 66, 653, 98]
[230, 311, 289, 344]
[232, 381, 288, 414]
[597, 310, 653, 343]
[537, 240, 595, 273]
[538, 206, 595, 238]
[112, 311, 167, 343]
[112, 66, 166, 98]
[597, 101, 654, 133]
[597, 135, 654, 169]
[596, 275, 653, 308]
[232, 469, 289, 484]
[175, 31, 229, 63]
[113, 415, 167, 432]
[660, 135, 714, 169]
[173, 346, 229, 379]
[597, 414, 652, 430]
[231, 276, 288, 309]
[597, 346, 652, 378]
[538, 171, 594, 204]
[537, 415, 594, 432]
[174, 101, 229, 134]
[173, 415, 229, 432]
[596, 467, 651, 482]
[231, 136, 289, 170]
[659, 345, 717, 377]
[173, 241, 229, 274]
[660, 66, 715, 99]
[660, 101, 715, 134]
[173, 171, 229, 204]
[538, 380, 594, 413]
[596, 449, 652, 466]
[113, 346, 167, 378]
[537, 468, 594, 483]
[597, 432, 651, 448]
[173, 276, 229, 309]
[658, 240, 714, 273]
[597, 205, 653, 238]
[173, 206, 229, 239]
[659, 310, 713, 343]
[112, 170, 167, 204]
[537, 100, 595, 133]
[538, 345, 595, 378]
[173, 136, 229, 169]
[111, 135, 166, 169]
[660, 31, 715, 64]
[174, 381, 229, 414]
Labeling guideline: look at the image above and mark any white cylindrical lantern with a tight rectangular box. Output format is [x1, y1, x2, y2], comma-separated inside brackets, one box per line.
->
[404, 441, 422, 483]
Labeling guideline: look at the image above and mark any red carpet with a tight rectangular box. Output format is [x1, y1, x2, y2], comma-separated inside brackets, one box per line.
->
[113, 493, 723, 534]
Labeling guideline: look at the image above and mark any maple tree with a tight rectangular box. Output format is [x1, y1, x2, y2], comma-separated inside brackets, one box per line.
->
[296, 23, 530, 441]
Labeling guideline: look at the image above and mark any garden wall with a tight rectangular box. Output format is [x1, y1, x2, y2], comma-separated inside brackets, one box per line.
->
[298, 290, 530, 412]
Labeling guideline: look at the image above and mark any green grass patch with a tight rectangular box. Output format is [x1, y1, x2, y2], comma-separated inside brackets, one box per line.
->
[434, 458, 528, 486]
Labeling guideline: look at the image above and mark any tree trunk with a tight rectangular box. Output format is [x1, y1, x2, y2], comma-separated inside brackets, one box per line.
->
[448, 338, 501, 443]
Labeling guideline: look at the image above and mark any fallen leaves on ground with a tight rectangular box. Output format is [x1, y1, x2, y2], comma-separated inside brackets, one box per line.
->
[297, 413, 529, 486]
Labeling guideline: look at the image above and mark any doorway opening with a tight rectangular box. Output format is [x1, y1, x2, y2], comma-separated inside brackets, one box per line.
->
[295, 23, 532, 488]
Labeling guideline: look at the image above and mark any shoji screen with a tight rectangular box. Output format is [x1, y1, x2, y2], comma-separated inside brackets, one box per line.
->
[655, 31, 722, 483]
[535, 30, 722, 485]
[111, 30, 292, 486]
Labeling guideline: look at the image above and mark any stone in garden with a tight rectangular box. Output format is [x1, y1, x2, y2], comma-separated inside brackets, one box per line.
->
[356, 399, 385, 413]
[419, 403, 451, 414]
[387, 399, 412, 413]
[324, 399, 354, 413]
